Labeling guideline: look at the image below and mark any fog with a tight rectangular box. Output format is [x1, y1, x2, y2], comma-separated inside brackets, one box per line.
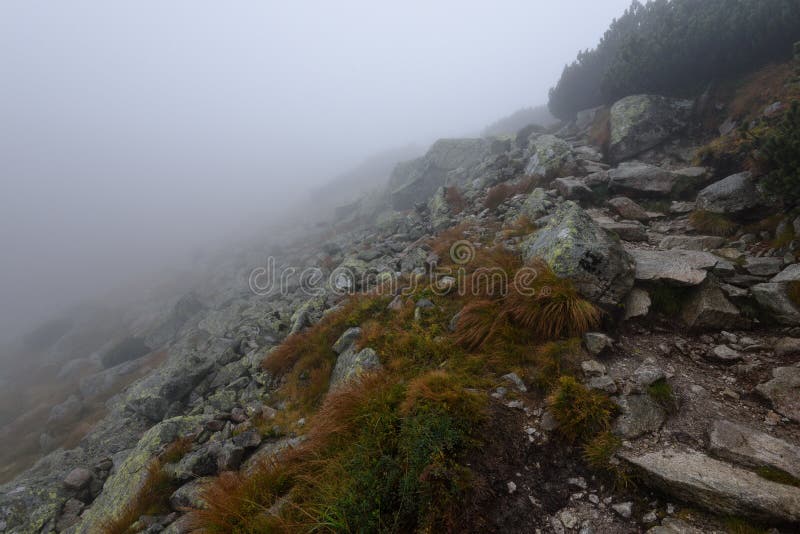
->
[0, 0, 631, 345]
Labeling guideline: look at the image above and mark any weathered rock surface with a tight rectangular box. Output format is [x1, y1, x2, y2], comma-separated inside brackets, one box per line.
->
[658, 235, 726, 251]
[330, 347, 381, 389]
[525, 134, 575, 178]
[608, 196, 649, 221]
[608, 162, 685, 198]
[391, 138, 490, 210]
[621, 448, 800, 523]
[608, 95, 693, 162]
[756, 365, 800, 423]
[751, 282, 800, 325]
[681, 281, 742, 330]
[709, 419, 800, 479]
[75, 416, 208, 532]
[628, 249, 718, 286]
[523, 201, 635, 308]
[613, 394, 665, 438]
[695, 172, 766, 218]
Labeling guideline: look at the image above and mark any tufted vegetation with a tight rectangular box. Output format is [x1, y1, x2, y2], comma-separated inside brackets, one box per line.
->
[194, 240, 611, 532]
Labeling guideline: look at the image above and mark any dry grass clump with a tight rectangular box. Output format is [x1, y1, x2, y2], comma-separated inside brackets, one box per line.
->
[444, 186, 467, 214]
[483, 177, 535, 210]
[689, 210, 739, 237]
[453, 252, 600, 349]
[501, 216, 538, 239]
[548, 376, 617, 444]
[262, 294, 389, 411]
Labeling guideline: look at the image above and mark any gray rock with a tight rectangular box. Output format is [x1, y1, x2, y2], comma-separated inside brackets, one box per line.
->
[597, 219, 647, 242]
[775, 337, 800, 358]
[127, 394, 170, 423]
[623, 288, 651, 320]
[621, 448, 800, 523]
[232, 430, 262, 449]
[756, 365, 800, 423]
[581, 359, 607, 377]
[332, 327, 362, 355]
[56, 498, 85, 532]
[695, 172, 767, 217]
[63, 467, 93, 491]
[709, 419, 800, 479]
[170, 478, 210, 511]
[708, 345, 742, 364]
[633, 360, 665, 388]
[608, 197, 649, 221]
[611, 501, 633, 519]
[519, 188, 553, 221]
[555, 177, 593, 201]
[608, 95, 693, 162]
[629, 249, 718, 286]
[773, 263, 800, 283]
[330, 347, 381, 389]
[751, 282, 800, 325]
[608, 162, 685, 198]
[744, 257, 784, 277]
[525, 135, 575, 178]
[681, 281, 742, 331]
[522, 202, 635, 308]
[587, 375, 618, 394]
[391, 139, 490, 210]
[48, 394, 83, 426]
[501, 372, 528, 393]
[613, 395, 665, 439]
[583, 332, 614, 356]
[658, 235, 726, 251]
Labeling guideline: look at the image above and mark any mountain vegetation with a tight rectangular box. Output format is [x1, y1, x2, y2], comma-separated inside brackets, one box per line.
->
[548, 0, 800, 119]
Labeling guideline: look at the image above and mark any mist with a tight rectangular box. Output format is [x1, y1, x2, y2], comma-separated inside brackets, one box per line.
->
[0, 0, 632, 345]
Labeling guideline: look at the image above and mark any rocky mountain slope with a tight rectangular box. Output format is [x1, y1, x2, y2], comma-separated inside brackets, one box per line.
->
[2, 61, 800, 533]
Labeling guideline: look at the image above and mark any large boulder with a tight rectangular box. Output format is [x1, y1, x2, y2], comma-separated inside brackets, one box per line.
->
[391, 139, 490, 210]
[522, 201, 635, 308]
[524, 134, 575, 179]
[608, 95, 693, 162]
[621, 448, 800, 523]
[754, 282, 795, 315]
[75, 416, 208, 532]
[608, 162, 699, 198]
[709, 420, 800, 480]
[695, 172, 767, 218]
[681, 280, 742, 330]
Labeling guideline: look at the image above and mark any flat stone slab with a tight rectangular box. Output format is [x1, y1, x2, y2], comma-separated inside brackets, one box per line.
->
[709, 419, 800, 479]
[621, 448, 800, 523]
[628, 249, 718, 286]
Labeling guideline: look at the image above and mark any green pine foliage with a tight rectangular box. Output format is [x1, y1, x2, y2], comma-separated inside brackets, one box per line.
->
[757, 102, 800, 206]
[548, 0, 800, 120]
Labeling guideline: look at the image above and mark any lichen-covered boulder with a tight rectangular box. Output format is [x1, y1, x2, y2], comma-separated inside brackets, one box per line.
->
[75, 416, 208, 532]
[330, 347, 381, 389]
[519, 188, 553, 221]
[608, 95, 693, 163]
[522, 201, 635, 308]
[524, 134, 575, 179]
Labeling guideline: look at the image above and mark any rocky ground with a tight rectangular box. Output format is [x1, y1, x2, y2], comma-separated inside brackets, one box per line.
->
[2, 90, 800, 534]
